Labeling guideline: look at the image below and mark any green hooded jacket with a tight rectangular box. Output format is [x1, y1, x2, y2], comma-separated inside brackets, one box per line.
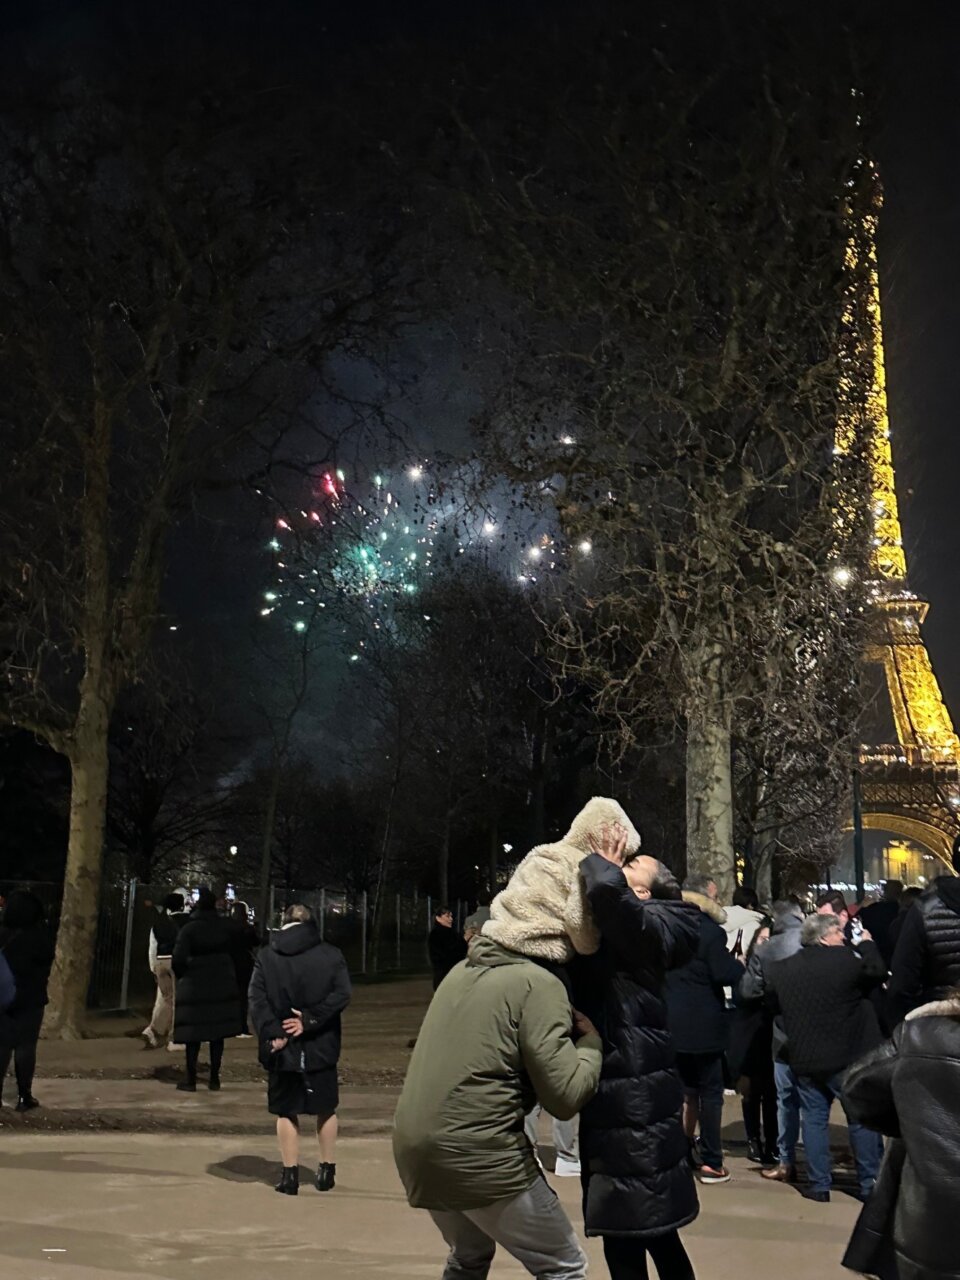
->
[393, 934, 602, 1210]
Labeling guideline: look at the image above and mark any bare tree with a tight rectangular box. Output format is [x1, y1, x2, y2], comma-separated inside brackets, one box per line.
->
[0, 58, 410, 1033]
[445, 6, 877, 897]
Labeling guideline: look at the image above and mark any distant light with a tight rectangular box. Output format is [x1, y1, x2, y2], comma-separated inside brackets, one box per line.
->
[229, 845, 238, 856]
[559, 434, 576, 446]
[169, 624, 178, 631]
[294, 620, 307, 633]
[528, 547, 542, 560]
[374, 474, 383, 487]
[350, 654, 360, 662]
[503, 843, 513, 853]
[578, 540, 592, 555]
[277, 519, 290, 530]
[336, 468, 346, 482]
[831, 565, 853, 587]
[264, 591, 277, 601]
[269, 538, 281, 551]
[408, 465, 423, 480]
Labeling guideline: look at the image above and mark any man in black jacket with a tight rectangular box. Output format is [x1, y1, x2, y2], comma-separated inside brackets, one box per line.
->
[427, 906, 467, 991]
[664, 875, 745, 1185]
[249, 903, 351, 1196]
[888, 866, 960, 1026]
[766, 913, 886, 1203]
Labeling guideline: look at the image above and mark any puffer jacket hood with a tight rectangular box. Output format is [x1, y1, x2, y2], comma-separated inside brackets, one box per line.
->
[270, 919, 321, 957]
[682, 890, 727, 926]
[483, 796, 640, 963]
[936, 876, 960, 913]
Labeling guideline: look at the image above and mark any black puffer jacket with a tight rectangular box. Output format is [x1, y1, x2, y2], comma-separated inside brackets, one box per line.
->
[572, 855, 701, 1239]
[664, 893, 744, 1054]
[248, 921, 351, 1073]
[842, 996, 960, 1280]
[0, 925, 54, 1014]
[888, 878, 960, 1026]
[172, 909, 243, 1043]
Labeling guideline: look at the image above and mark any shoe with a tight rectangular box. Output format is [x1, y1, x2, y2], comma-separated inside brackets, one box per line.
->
[208, 1076, 221, 1092]
[176, 1080, 197, 1092]
[15, 1096, 40, 1112]
[747, 1139, 764, 1164]
[554, 1157, 581, 1177]
[761, 1163, 798, 1183]
[698, 1165, 731, 1184]
[315, 1162, 336, 1192]
[761, 1149, 779, 1168]
[167, 1041, 181, 1053]
[688, 1138, 703, 1170]
[237, 1033, 253, 1039]
[801, 1188, 830, 1203]
[276, 1167, 299, 1196]
[141, 1030, 159, 1049]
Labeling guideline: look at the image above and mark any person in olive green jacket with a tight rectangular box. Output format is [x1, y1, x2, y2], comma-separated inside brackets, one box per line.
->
[393, 932, 602, 1279]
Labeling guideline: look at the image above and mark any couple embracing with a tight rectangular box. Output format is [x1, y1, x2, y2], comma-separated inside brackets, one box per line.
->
[393, 797, 703, 1280]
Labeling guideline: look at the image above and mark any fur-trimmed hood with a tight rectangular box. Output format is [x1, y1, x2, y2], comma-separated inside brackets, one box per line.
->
[482, 796, 641, 963]
[905, 995, 960, 1021]
[682, 890, 727, 926]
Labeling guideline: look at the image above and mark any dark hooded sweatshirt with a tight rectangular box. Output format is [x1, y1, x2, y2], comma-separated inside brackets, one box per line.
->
[888, 877, 960, 1027]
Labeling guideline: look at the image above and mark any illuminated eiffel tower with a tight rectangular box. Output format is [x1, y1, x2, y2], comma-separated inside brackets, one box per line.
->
[845, 212, 960, 871]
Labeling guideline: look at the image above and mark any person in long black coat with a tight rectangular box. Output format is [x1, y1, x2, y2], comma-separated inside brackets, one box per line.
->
[572, 830, 702, 1280]
[229, 901, 261, 1035]
[842, 991, 960, 1280]
[0, 890, 55, 1111]
[171, 889, 243, 1092]
[248, 902, 351, 1195]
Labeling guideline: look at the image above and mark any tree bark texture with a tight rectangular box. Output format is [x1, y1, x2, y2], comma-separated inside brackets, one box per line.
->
[685, 683, 735, 904]
[47, 695, 112, 1038]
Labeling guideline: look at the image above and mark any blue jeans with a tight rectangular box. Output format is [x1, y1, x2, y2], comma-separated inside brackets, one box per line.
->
[773, 1060, 801, 1165]
[796, 1072, 883, 1197]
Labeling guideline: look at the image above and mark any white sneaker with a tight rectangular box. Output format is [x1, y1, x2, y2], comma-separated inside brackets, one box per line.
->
[141, 1030, 158, 1049]
[554, 1157, 582, 1177]
[237, 1033, 253, 1039]
[167, 1042, 181, 1053]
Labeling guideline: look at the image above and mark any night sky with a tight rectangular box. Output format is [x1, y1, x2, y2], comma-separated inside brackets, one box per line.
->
[6, 0, 960, 726]
[879, 6, 960, 712]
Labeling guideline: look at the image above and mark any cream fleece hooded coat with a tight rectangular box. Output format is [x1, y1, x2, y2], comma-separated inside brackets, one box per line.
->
[482, 796, 642, 963]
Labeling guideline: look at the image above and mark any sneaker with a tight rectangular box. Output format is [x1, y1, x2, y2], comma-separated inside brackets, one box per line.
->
[698, 1165, 731, 1184]
[15, 1095, 40, 1112]
[554, 1157, 582, 1177]
[141, 1030, 159, 1049]
[801, 1188, 830, 1203]
[167, 1042, 181, 1053]
[746, 1139, 764, 1164]
[237, 1033, 253, 1040]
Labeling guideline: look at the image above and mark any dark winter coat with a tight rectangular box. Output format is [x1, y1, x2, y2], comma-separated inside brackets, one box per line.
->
[860, 898, 900, 968]
[172, 909, 243, 1043]
[842, 995, 960, 1280]
[0, 953, 14, 1011]
[663, 893, 744, 1054]
[0, 924, 54, 1014]
[248, 921, 351, 1074]
[427, 922, 467, 988]
[572, 854, 702, 1239]
[737, 909, 803, 1062]
[888, 877, 960, 1026]
[765, 941, 886, 1079]
[152, 911, 187, 959]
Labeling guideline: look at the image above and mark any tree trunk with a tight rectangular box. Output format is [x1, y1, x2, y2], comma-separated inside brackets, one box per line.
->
[685, 680, 735, 903]
[257, 760, 282, 930]
[47, 693, 112, 1039]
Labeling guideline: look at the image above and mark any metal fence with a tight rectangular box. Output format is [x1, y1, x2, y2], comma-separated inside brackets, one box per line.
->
[3, 879, 472, 1010]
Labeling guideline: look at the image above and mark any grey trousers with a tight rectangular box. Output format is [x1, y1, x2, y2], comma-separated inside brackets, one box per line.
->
[524, 1105, 579, 1164]
[428, 1176, 587, 1279]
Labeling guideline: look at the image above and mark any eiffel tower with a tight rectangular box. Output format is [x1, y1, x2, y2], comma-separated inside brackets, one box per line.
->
[848, 216, 960, 872]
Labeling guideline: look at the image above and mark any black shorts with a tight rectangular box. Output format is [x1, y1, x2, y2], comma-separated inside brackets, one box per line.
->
[267, 1068, 339, 1117]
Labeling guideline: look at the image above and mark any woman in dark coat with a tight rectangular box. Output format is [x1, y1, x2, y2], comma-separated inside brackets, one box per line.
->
[0, 890, 55, 1110]
[572, 830, 702, 1280]
[727, 919, 778, 1166]
[842, 990, 960, 1280]
[171, 888, 243, 1091]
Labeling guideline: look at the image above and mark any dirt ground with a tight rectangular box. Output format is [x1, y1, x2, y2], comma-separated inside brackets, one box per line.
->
[0, 1131, 861, 1280]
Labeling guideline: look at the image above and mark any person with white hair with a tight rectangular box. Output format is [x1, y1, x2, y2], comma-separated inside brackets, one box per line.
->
[764, 912, 886, 1203]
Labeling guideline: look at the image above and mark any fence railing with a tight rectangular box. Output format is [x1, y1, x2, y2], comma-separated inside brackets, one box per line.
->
[2, 880, 471, 1010]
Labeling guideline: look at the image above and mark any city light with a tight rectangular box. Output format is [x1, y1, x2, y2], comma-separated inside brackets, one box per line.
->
[831, 565, 853, 586]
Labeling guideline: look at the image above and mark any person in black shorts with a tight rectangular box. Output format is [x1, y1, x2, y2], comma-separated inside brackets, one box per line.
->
[248, 903, 351, 1196]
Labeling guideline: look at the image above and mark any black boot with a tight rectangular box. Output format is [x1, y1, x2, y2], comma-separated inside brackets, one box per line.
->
[315, 1162, 336, 1192]
[208, 1074, 221, 1091]
[276, 1166, 299, 1196]
[15, 1095, 40, 1112]
[746, 1138, 764, 1164]
[176, 1079, 197, 1092]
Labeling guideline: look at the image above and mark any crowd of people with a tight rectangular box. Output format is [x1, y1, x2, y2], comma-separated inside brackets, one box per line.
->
[3, 814, 960, 1277]
[395, 801, 960, 1280]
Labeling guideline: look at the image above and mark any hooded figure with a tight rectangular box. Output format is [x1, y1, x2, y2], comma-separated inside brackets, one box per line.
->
[483, 797, 641, 963]
[888, 875, 960, 1026]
